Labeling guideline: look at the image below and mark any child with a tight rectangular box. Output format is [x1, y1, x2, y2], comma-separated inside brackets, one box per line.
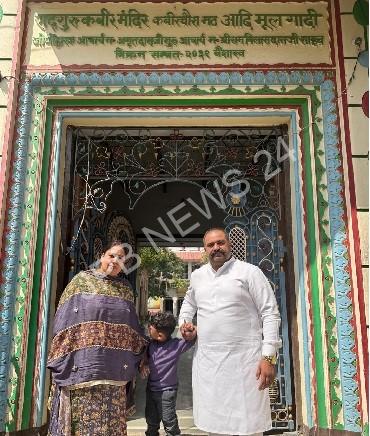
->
[142, 311, 196, 436]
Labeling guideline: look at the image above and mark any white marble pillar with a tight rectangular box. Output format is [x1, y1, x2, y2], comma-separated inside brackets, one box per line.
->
[187, 262, 192, 279]
[172, 296, 178, 317]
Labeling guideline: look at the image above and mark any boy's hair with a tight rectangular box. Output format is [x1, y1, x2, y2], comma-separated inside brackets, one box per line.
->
[149, 312, 177, 338]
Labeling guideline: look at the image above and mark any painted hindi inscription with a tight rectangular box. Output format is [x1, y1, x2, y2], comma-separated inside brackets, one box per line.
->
[27, 2, 331, 66]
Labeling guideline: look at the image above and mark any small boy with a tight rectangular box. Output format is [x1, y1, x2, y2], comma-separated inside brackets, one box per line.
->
[142, 311, 196, 436]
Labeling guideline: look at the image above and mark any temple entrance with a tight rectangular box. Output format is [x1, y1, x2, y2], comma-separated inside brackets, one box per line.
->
[56, 125, 295, 432]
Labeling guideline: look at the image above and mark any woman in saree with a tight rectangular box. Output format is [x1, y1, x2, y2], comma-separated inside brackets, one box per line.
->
[47, 240, 148, 435]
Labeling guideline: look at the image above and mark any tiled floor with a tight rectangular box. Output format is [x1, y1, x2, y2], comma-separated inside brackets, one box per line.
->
[127, 342, 201, 435]
[127, 410, 207, 435]
[126, 331, 291, 436]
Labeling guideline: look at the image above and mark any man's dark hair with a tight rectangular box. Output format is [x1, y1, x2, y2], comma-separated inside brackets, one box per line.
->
[149, 312, 177, 338]
[203, 227, 229, 244]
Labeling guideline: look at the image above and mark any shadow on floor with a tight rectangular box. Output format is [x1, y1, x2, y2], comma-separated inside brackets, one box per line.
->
[127, 344, 206, 435]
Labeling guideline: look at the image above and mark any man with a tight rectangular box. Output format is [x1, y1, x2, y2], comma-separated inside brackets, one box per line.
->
[179, 227, 281, 436]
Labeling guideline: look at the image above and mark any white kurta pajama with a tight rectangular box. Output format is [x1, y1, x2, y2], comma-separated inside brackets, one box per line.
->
[179, 257, 281, 436]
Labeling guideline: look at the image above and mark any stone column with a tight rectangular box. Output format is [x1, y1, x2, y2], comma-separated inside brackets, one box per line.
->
[172, 296, 178, 317]
[187, 262, 192, 279]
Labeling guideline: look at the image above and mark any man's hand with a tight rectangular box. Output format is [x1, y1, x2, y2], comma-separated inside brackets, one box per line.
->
[256, 359, 276, 390]
[180, 321, 197, 341]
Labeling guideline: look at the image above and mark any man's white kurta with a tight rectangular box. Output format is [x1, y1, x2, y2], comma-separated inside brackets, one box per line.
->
[179, 257, 281, 436]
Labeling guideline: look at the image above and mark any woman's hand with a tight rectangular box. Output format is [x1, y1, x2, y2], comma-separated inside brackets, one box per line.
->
[139, 360, 150, 379]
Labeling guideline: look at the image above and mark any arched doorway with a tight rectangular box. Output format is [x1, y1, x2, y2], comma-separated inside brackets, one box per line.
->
[55, 125, 295, 431]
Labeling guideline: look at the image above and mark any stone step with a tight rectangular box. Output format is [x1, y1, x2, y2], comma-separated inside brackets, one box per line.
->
[128, 430, 207, 435]
[128, 429, 206, 435]
[127, 410, 207, 435]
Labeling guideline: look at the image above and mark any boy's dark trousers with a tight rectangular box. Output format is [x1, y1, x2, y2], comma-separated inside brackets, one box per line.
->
[145, 388, 181, 436]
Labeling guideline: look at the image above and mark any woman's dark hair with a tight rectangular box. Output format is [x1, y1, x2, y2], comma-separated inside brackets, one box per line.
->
[101, 240, 129, 255]
[149, 312, 177, 338]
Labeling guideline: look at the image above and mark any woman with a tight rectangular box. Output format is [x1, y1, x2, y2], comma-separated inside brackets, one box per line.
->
[48, 240, 148, 435]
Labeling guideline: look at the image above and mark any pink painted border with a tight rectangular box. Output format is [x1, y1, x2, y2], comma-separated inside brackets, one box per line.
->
[26, 0, 330, 4]
[23, 63, 335, 72]
[0, 0, 27, 254]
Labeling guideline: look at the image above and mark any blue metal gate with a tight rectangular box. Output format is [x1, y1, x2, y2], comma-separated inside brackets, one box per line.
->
[226, 185, 294, 431]
[68, 210, 137, 289]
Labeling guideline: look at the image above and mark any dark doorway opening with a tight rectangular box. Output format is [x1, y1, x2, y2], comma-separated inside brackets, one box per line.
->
[54, 125, 296, 432]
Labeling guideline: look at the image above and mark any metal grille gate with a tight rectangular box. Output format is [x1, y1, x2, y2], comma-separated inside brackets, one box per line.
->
[228, 218, 293, 430]
[67, 126, 294, 430]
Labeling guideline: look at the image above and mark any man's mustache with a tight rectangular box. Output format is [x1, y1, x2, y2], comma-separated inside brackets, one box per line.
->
[210, 250, 225, 258]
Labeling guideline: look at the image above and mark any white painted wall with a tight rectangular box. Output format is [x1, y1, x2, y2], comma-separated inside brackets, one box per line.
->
[339, 0, 369, 325]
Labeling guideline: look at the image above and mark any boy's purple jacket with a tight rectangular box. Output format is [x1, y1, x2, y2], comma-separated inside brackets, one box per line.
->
[148, 337, 195, 391]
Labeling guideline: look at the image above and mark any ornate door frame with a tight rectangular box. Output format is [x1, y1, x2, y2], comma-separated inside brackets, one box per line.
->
[0, 71, 366, 434]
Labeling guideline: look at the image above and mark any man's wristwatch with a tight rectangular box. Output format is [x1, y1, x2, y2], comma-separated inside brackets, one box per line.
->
[262, 355, 277, 365]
